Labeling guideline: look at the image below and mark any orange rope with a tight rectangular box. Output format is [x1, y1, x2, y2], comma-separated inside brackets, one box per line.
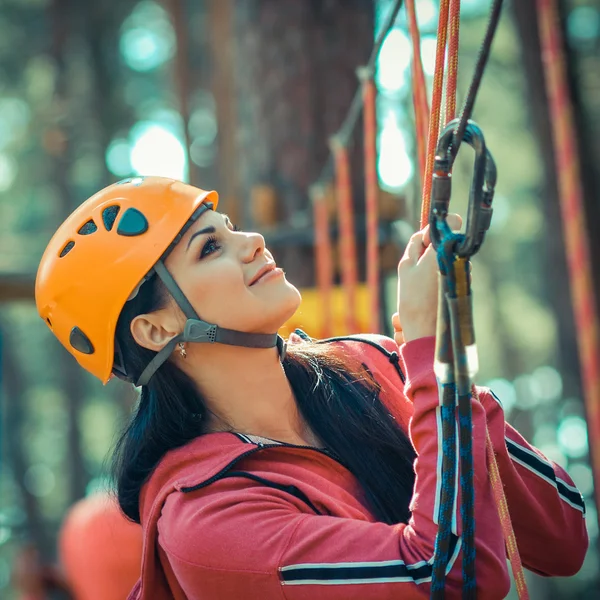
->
[405, 0, 430, 181]
[485, 429, 530, 599]
[537, 0, 600, 512]
[445, 0, 461, 124]
[311, 186, 334, 338]
[359, 71, 381, 334]
[420, 0, 450, 228]
[331, 140, 359, 334]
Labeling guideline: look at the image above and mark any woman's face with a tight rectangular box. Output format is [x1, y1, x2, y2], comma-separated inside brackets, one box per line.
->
[162, 209, 301, 334]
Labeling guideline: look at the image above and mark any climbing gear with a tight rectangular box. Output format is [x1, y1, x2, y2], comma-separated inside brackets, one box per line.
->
[428, 120, 496, 599]
[307, 0, 529, 596]
[35, 176, 284, 386]
[429, 120, 496, 257]
[410, 0, 529, 596]
[178, 342, 187, 359]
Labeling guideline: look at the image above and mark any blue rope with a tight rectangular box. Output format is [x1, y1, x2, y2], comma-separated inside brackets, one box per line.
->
[430, 383, 457, 595]
[430, 221, 477, 598]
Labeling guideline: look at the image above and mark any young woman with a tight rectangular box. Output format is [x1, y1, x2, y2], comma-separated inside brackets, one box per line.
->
[36, 176, 587, 599]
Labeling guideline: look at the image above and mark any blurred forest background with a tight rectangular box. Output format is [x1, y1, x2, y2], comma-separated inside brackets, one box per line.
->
[0, 0, 599, 598]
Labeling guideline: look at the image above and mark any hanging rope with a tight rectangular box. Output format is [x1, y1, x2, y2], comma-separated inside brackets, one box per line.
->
[310, 185, 334, 338]
[405, 0, 430, 180]
[358, 68, 381, 334]
[536, 0, 600, 512]
[420, 0, 452, 229]
[445, 0, 461, 124]
[483, 415, 530, 598]
[308, 3, 532, 595]
[331, 139, 359, 334]
[450, 0, 503, 161]
[417, 2, 530, 598]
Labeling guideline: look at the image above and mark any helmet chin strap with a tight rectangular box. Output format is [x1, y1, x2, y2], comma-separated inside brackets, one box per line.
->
[135, 260, 286, 387]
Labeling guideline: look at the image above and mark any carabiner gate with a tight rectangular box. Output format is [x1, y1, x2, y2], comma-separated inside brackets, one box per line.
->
[429, 119, 497, 258]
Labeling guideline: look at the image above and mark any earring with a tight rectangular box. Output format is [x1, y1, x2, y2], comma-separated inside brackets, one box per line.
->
[178, 342, 187, 359]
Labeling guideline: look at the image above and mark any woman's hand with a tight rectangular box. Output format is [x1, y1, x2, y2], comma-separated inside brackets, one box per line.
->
[393, 214, 462, 344]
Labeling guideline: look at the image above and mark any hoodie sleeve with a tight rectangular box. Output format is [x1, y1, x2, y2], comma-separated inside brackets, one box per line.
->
[477, 387, 588, 576]
[376, 334, 588, 578]
[155, 337, 510, 600]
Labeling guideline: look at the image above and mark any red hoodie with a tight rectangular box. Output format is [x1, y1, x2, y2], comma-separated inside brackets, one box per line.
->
[128, 335, 587, 599]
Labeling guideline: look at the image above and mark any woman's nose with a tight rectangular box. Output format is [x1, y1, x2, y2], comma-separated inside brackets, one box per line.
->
[240, 231, 266, 263]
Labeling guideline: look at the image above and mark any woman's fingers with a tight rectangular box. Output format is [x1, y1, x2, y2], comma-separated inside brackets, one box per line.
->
[446, 213, 462, 231]
[400, 231, 426, 267]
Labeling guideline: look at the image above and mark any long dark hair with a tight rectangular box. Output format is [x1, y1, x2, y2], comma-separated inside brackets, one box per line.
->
[112, 275, 416, 524]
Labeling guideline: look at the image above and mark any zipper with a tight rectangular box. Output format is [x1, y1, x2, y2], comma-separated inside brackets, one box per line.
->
[180, 439, 347, 494]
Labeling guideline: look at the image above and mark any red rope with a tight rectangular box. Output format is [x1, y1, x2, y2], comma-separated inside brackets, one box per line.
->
[420, 0, 450, 228]
[311, 186, 334, 338]
[359, 73, 381, 333]
[445, 0, 461, 124]
[537, 0, 600, 513]
[331, 140, 359, 333]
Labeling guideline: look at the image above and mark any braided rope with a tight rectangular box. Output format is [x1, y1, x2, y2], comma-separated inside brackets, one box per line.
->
[458, 392, 476, 598]
[484, 426, 530, 599]
[445, 0, 461, 124]
[431, 385, 458, 596]
[420, 0, 451, 228]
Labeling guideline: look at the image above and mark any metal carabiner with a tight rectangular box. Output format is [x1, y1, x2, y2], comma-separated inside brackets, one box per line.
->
[429, 119, 497, 258]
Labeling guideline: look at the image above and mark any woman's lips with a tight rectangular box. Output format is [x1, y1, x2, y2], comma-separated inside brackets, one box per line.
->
[250, 267, 284, 285]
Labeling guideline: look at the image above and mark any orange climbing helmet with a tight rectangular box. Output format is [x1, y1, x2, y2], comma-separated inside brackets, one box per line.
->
[35, 177, 218, 384]
[36, 176, 283, 387]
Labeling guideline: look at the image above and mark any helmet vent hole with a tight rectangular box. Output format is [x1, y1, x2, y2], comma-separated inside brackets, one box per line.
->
[78, 220, 98, 235]
[102, 205, 120, 231]
[117, 208, 149, 237]
[59, 241, 75, 257]
[69, 327, 95, 355]
[46, 318, 52, 327]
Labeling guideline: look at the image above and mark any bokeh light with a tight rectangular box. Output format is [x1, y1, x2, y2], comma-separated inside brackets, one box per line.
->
[567, 6, 600, 45]
[484, 378, 517, 415]
[529, 365, 563, 404]
[377, 29, 411, 92]
[568, 463, 594, 498]
[129, 122, 187, 181]
[23, 464, 55, 498]
[415, 0, 438, 30]
[106, 138, 133, 177]
[420, 36, 438, 77]
[378, 113, 413, 190]
[557, 415, 589, 459]
[120, 1, 175, 72]
[0, 98, 30, 150]
[0, 153, 17, 192]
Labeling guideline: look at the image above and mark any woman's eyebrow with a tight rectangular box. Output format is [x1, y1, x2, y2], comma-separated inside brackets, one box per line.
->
[186, 226, 216, 251]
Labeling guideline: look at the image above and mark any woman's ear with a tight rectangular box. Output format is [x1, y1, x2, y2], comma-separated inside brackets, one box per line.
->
[130, 311, 180, 352]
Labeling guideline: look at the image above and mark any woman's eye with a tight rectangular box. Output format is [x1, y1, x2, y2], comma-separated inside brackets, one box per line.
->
[200, 235, 221, 258]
